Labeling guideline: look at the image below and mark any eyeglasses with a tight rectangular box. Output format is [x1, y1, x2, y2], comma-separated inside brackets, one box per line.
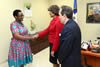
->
[17, 14, 24, 17]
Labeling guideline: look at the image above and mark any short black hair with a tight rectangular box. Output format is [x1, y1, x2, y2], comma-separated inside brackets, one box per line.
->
[61, 5, 73, 19]
[48, 5, 59, 16]
[13, 9, 21, 17]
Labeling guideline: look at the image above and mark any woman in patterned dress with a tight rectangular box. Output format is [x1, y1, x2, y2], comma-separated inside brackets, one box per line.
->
[8, 9, 34, 67]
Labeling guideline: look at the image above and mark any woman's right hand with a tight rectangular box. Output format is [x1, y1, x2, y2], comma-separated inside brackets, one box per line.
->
[30, 35, 35, 40]
[29, 34, 39, 40]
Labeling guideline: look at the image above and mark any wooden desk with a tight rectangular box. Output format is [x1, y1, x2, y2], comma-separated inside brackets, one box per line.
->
[81, 50, 100, 67]
[30, 35, 49, 54]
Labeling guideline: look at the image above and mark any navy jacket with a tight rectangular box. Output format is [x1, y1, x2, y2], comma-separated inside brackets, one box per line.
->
[58, 19, 81, 67]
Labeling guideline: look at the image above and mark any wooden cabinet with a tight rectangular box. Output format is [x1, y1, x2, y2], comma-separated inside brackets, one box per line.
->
[30, 35, 49, 54]
[81, 50, 100, 67]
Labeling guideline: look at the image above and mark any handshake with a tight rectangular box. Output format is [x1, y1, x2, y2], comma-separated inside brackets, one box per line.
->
[29, 34, 39, 40]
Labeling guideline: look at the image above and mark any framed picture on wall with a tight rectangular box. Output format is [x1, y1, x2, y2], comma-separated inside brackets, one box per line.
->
[24, 3, 32, 17]
[86, 2, 100, 23]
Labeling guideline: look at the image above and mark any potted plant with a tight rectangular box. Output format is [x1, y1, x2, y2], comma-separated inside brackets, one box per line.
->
[29, 20, 36, 35]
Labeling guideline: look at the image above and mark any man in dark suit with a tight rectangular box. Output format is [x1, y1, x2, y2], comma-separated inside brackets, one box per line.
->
[58, 5, 81, 67]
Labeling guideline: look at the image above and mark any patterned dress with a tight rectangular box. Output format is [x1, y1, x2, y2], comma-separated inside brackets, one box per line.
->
[8, 21, 33, 67]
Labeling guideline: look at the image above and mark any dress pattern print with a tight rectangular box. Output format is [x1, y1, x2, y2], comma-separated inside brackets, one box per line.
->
[8, 21, 33, 67]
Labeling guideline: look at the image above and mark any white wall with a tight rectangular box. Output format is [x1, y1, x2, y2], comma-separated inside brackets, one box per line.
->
[0, 0, 25, 63]
[24, 0, 51, 32]
[31, 0, 50, 31]
[49, 0, 74, 8]
[77, 0, 100, 41]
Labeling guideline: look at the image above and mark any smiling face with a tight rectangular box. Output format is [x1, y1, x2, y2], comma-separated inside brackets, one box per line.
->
[49, 11, 55, 18]
[15, 12, 24, 22]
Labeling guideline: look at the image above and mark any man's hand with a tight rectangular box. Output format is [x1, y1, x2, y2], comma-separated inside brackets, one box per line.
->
[51, 51, 55, 57]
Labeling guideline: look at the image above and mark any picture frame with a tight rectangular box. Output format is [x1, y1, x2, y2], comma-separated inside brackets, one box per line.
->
[24, 3, 32, 17]
[86, 2, 100, 23]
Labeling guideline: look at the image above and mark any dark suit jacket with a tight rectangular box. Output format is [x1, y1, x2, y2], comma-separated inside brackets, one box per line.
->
[58, 19, 81, 67]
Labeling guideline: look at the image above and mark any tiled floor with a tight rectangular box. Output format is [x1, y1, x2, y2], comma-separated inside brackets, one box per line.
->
[0, 47, 53, 67]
